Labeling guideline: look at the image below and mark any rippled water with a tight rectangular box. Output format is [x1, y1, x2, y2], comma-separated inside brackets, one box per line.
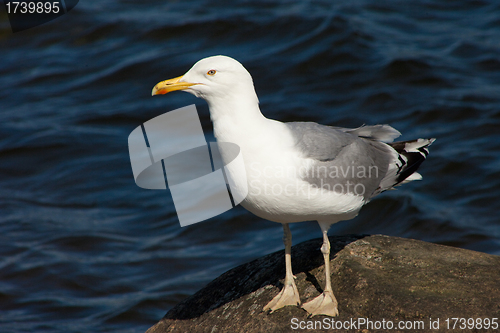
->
[1, 1, 500, 332]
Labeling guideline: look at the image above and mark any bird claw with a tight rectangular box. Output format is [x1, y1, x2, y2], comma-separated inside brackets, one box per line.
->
[263, 282, 301, 312]
[302, 290, 339, 317]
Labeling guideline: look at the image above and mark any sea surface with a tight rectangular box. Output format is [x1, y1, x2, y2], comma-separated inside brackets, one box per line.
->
[1, 1, 500, 332]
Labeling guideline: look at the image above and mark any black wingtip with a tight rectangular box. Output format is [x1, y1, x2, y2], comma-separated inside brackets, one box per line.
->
[389, 138, 435, 184]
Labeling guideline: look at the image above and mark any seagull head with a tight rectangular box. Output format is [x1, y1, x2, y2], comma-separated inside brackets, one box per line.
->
[152, 55, 258, 104]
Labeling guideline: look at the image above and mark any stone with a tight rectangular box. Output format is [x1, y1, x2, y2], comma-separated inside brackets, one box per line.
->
[146, 235, 500, 333]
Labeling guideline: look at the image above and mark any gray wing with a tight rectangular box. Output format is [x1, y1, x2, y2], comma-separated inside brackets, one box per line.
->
[286, 122, 400, 199]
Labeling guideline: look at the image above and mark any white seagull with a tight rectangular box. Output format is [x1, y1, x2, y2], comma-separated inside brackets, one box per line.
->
[152, 55, 434, 317]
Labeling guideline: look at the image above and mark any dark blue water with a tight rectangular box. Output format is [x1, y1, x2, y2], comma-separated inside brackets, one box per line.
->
[1, 1, 499, 332]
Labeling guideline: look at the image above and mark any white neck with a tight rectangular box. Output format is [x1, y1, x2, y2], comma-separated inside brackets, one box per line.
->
[207, 91, 268, 144]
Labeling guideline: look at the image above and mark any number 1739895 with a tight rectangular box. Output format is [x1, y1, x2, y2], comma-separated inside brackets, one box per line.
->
[5, 1, 61, 14]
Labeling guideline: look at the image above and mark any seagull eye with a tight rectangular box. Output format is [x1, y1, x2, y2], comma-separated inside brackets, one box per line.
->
[207, 70, 216, 76]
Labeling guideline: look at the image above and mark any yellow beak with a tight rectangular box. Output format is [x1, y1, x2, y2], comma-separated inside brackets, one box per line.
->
[151, 75, 197, 96]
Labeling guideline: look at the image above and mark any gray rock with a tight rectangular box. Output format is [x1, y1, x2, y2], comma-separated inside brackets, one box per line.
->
[146, 235, 500, 333]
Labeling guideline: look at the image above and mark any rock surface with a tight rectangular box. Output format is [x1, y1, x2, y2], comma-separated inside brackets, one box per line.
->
[146, 235, 500, 333]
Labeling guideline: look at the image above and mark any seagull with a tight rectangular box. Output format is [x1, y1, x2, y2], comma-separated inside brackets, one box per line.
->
[151, 55, 434, 317]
